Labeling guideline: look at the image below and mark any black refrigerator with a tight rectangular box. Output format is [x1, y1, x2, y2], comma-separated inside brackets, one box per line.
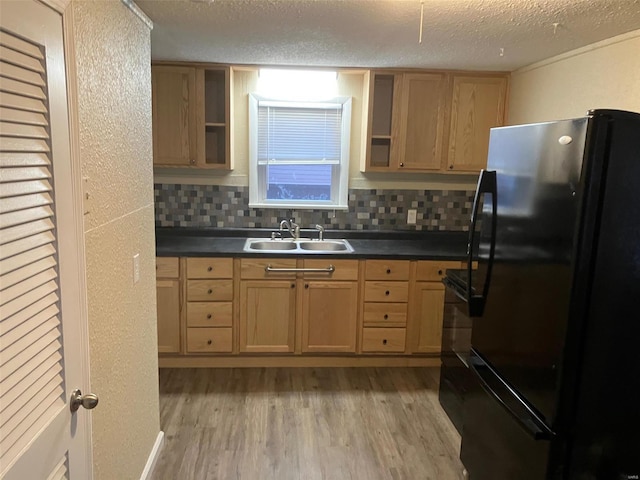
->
[442, 109, 640, 479]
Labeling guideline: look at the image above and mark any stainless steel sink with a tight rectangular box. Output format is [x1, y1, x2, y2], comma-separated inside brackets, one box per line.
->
[298, 241, 349, 251]
[246, 241, 297, 250]
[243, 238, 354, 253]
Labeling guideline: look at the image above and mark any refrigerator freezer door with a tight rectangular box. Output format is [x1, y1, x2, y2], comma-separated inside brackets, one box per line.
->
[461, 351, 551, 480]
[470, 118, 588, 425]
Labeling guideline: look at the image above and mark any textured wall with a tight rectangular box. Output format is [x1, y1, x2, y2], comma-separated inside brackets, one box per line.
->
[508, 31, 640, 125]
[155, 184, 475, 231]
[71, 1, 159, 479]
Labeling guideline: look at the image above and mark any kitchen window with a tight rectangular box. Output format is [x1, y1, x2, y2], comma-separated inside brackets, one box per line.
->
[248, 93, 352, 209]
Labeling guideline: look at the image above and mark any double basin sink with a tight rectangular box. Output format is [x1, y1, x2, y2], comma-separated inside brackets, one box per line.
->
[243, 238, 354, 254]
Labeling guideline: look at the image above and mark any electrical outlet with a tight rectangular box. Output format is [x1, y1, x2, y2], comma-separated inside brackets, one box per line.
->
[133, 253, 140, 284]
[407, 209, 417, 225]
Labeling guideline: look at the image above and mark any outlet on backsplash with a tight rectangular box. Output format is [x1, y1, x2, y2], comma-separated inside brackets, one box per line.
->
[407, 209, 417, 225]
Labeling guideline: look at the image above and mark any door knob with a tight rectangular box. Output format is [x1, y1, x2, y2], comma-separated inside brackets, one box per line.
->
[70, 389, 99, 412]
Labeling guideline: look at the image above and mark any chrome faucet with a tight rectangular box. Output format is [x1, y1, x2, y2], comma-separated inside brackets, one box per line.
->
[315, 224, 324, 241]
[279, 218, 300, 239]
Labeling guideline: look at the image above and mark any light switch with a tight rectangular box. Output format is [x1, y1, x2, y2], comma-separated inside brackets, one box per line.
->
[133, 253, 140, 284]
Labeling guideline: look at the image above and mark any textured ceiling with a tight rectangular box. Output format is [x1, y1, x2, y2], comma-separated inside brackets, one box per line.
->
[137, 0, 640, 71]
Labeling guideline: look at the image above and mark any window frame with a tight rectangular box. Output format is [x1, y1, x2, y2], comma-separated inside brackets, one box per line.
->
[248, 93, 352, 210]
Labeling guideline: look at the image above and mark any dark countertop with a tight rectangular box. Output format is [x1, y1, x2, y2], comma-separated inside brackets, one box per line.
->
[156, 228, 470, 261]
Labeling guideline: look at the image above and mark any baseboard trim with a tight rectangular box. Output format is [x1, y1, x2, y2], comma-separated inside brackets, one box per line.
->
[158, 355, 441, 368]
[140, 431, 164, 480]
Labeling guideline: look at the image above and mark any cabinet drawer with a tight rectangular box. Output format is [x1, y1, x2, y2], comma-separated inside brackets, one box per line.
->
[362, 328, 406, 353]
[364, 281, 409, 303]
[415, 260, 462, 281]
[187, 302, 232, 327]
[186, 327, 232, 353]
[365, 260, 410, 280]
[187, 257, 233, 279]
[363, 302, 407, 327]
[302, 259, 359, 281]
[240, 258, 297, 279]
[187, 279, 233, 301]
[156, 257, 179, 278]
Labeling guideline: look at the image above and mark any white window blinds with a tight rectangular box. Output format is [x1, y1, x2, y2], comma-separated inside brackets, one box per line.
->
[0, 28, 65, 475]
[257, 101, 343, 165]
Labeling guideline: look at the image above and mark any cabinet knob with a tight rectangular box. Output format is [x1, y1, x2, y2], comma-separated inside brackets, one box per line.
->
[382, 339, 388, 345]
[207, 289, 213, 294]
[207, 266, 213, 272]
[190, 159, 196, 165]
[386, 268, 391, 274]
[384, 314, 389, 320]
[399, 162, 404, 167]
[207, 314, 212, 319]
[207, 339, 212, 345]
[449, 165, 454, 170]
[438, 269, 443, 275]
[305, 284, 309, 289]
[385, 290, 390, 296]
[291, 283, 295, 289]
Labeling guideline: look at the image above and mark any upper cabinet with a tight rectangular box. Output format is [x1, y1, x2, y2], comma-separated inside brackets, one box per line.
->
[446, 75, 508, 172]
[363, 70, 508, 173]
[152, 65, 197, 166]
[152, 63, 233, 169]
[399, 73, 448, 170]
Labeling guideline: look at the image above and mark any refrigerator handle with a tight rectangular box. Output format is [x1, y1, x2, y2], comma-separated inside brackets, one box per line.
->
[466, 169, 497, 317]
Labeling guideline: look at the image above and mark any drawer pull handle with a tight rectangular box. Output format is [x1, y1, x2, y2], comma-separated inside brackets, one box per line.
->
[207, 266, 213, 272]
[207, 289, 213, 294]
[265, 265, 335, 274]
[207, 314, 212, 319]
[386, 268, 391, 274]
[385, 290, 390, 296]
[384, 314, 389, 320]
[207, 339, 212, 345]
[383, 339, 388, 345]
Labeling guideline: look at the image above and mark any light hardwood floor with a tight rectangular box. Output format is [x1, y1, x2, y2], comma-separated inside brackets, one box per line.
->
[152, 367, 464, 480]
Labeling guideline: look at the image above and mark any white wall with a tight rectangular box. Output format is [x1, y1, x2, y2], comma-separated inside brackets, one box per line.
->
[71, 1, 160, 479]
[508, 30, 640, 125]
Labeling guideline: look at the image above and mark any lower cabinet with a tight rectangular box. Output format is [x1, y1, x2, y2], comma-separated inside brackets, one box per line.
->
[185, 257, 234, 353]
[238, 259, 359, 353]
[302, 280, 358, 353]
[407, 260, 464, 354]
[156, 257, 181, 353]
[156, 255, 463, 362]
[410, 282, 446, 353]
[239, 280, 296, 353]
[156, 278, 181, 353]
[361, 260, 410, 353]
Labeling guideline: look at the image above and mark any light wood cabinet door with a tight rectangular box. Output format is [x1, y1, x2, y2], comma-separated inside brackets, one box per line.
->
[156, 279, 181, 353]
[301, 281, 358, 353]
[398, 73, 447, 171]
[152, 65, 197, 166]
[239, 280, 296, 353]
[409, 282, 446, 354]
[447, 75, 508, 172]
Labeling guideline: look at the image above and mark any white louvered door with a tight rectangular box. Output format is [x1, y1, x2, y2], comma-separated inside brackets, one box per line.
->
[1, 1, 91, 480]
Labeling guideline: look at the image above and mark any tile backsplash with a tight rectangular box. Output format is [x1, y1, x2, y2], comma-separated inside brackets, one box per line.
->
[154, 184, 475, 231]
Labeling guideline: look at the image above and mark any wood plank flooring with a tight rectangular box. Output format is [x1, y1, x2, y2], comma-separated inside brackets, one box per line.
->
[151, 367, 464, 480]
